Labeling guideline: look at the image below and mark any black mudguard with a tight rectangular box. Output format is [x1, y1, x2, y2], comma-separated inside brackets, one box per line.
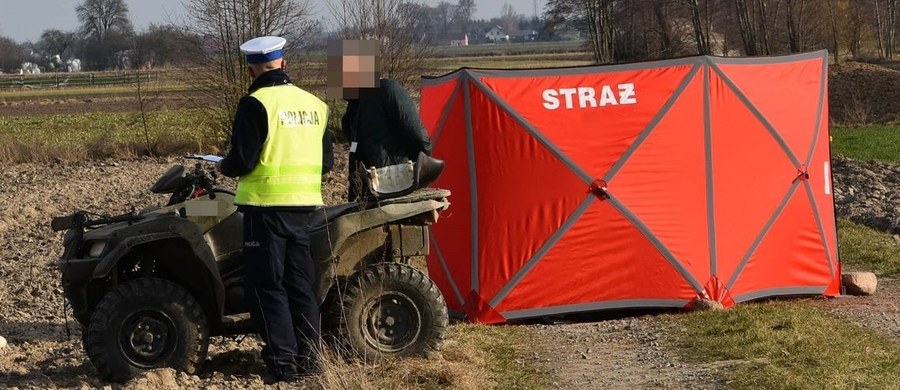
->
[88, 215, 226, 328]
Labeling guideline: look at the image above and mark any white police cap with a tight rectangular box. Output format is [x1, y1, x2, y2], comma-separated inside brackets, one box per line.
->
[240, 36, 287, 64]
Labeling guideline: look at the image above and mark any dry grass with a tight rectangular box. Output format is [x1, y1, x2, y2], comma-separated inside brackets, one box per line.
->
[0, 133, 206, 164]
[0, 137, 82, 163]
[314, 323, 547, 390]
[0, 108, 217, 164]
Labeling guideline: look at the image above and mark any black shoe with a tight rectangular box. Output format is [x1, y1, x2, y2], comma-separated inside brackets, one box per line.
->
[262, 370, 301, 384]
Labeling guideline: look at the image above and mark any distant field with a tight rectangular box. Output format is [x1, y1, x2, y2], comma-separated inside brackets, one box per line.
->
[430, 40, 587, 57]
[426, 52, 593, 72]
[0, 70, 173, 90]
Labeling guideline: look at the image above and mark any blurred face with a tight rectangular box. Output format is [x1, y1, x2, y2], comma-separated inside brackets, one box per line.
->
[327, 40, 381, 100]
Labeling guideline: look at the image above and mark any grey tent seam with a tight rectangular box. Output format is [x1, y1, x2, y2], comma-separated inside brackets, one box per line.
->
[709, 50, 827, 65]
[803, 180, 836, 276]
[606, 194, 705, 293]
[431, 82, 463, 147]
[805, 52, 829, 166]
[604, 64, 702, 181]
[463, 56, 703, 79]
[429, 229, 466, 308]
[725, 180, 802, 289]
[733, 286, 827, 302]
[421, 72, 461, 86]
[463, 73, 480, 294]
[709, 63, 803, 169]
[467, 75, 593, 184]
[704, 64, 718, 278]
[488, 196, 596, 308]
[501, 299, 688, 319]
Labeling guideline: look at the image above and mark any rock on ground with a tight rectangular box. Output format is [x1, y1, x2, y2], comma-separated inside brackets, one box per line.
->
[842, 272, 879, 296]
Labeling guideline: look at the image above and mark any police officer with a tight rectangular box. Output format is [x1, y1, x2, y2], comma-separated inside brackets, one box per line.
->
[217, 36, 332, 383]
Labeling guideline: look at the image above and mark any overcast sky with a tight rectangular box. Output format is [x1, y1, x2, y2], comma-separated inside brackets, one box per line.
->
[0, 0, 545, 42]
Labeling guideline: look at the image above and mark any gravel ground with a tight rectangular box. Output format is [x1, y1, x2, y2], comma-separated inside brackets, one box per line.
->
[814, 277, 900, 340]
[1, 152, 899, 389]
[527, 314, 725, 389]
[0, 153, 349, 389]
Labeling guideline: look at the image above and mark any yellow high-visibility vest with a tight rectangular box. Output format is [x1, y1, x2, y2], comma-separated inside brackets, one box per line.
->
[234, 84, 328, 206]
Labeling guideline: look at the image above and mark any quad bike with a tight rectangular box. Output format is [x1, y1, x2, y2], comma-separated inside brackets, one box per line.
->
[52, 153, 451, 382]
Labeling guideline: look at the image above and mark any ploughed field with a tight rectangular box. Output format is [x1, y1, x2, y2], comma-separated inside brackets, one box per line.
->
[0, 151, 352, 388]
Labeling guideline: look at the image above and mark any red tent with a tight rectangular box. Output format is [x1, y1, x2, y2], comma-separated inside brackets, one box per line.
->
[420, 51, 841, 324]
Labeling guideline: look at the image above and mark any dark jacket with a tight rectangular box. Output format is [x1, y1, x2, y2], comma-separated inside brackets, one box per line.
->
[342, 78, 432, 171]
[220, 69, 333, 210]
[220, 69, 333, 179]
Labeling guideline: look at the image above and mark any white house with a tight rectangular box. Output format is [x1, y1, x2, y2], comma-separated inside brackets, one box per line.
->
[485, 26, 509, 43]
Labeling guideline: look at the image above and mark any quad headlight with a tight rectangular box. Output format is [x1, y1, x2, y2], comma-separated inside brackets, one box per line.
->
[87, 241, 107, 258]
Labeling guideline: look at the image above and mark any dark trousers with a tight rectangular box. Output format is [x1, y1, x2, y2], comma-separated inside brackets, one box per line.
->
[242, 208, 320, 376]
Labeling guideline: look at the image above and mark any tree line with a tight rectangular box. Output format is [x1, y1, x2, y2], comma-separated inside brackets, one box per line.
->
[545, 0, 896, 64]
[0, 0, 198, 73]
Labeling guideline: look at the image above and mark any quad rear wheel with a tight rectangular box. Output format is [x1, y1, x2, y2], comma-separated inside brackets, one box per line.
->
[326, 263, 448, 360]
[84, 278, 209, 382]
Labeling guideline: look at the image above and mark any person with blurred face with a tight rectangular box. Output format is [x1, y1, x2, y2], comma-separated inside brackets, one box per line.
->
[327, 39, 432, 200]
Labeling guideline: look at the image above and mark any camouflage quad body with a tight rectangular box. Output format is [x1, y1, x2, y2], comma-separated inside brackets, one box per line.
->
[54, 161, 450, 382]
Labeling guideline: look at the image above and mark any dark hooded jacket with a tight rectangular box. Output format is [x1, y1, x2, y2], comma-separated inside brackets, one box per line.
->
[342, 78, 432, 172]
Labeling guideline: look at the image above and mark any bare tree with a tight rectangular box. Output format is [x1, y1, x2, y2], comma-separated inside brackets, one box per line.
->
[500, 3, 522, 34]
[38, 29, 78, 58]
[871, 0, 898, 58]
[76, 0, 132, 41]
[545, 0, 616, 64]
[846, 0, 867, 57]
[329, 0, 432, 86]
[734, 0, 777, 55]
[0, 36, 25, 73]
[682, 0, 713, 54]
[180, 0, 321, 145]
[785, 0, 807, 52]
[456, 0, 477, 33]
[586, 0, 616, 63]
[435, 1, 458, 34]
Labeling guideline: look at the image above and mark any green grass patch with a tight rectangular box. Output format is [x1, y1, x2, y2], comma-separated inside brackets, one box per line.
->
[0, 109, 208, 148]
[670, 301, 900, 389]
[831, 124, 900, 162]
[0, 109, 216, 163]
[837, 218, 900, 276]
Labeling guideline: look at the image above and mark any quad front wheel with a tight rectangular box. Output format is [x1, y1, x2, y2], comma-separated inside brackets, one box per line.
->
[84, 278, 209, 382]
